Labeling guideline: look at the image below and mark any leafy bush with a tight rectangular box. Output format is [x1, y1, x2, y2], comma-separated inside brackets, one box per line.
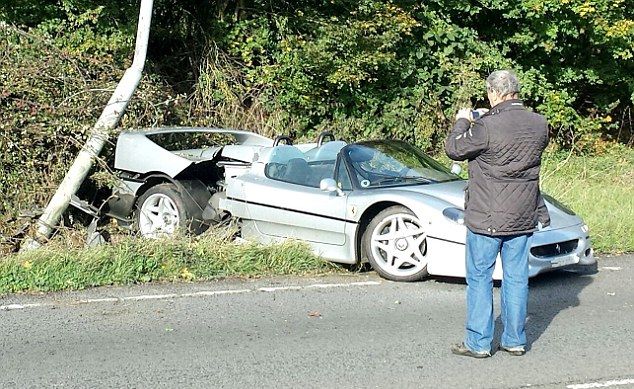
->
[2, 1, 632, 149]
[158, 0, 631, 151]
[0, 19, 174, 200]
[0, 23, 178, 245]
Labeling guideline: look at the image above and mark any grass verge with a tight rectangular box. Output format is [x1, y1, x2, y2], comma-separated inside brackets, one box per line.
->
[541, 145, 634, 254]
[0, 230, 337, 295]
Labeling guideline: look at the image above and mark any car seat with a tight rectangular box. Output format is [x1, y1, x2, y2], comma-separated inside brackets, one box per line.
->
[311, 140, 347, 162]
[284, 158, 311, 186]
[264, 145, 307, 181]
[266, 145, 306, 164]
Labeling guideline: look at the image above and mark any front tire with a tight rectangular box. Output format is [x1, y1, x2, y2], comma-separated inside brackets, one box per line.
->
[362, 206, 429, 282]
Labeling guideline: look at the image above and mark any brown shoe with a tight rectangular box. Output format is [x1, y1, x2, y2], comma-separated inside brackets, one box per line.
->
[450, 343, 491, 359]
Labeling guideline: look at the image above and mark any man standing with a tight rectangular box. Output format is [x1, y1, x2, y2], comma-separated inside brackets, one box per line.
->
[445, 70, 550, 358]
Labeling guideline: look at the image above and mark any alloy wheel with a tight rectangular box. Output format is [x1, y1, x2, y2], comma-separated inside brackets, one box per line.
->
[138, 193, 181, 238]
[369, 212, 428, 278]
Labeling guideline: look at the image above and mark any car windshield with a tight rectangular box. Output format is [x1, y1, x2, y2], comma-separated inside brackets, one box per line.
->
[344, 141, 460, 188]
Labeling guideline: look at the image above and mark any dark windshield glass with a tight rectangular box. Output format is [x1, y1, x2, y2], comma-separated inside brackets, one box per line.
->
[344, 141, 460, 188]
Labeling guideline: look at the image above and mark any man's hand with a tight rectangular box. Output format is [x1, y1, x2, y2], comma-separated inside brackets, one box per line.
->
[455, 108, 472, 122]
[474, 108, 489, 118]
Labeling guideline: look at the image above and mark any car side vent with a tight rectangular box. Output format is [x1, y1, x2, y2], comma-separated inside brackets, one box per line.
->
[531, 239, 578, 258]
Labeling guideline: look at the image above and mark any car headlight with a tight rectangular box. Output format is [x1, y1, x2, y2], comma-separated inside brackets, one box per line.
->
[443, 207, 465, 225]
[581, 224, 589, 233]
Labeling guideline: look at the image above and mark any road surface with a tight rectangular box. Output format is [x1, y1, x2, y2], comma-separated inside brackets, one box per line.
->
[1, 255, 633, 388]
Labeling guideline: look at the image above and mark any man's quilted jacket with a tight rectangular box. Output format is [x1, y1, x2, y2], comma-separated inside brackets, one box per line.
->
[445, 99, 550, 236]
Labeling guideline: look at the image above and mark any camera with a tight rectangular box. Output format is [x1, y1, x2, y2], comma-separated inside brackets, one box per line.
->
[470, 108, 489, 121]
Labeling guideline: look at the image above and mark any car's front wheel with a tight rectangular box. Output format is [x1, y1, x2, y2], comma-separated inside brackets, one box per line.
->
[363, 206, 429, 282]
[135, 183, 194, 238]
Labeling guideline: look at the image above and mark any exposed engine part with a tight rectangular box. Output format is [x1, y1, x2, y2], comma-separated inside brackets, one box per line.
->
[202, 191, 228, 223]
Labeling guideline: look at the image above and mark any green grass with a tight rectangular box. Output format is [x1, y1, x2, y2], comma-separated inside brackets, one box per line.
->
[540, 145, 634, 254]
[0, 230, 337, 295]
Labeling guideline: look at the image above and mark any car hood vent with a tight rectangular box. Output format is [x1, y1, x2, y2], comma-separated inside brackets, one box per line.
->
[530, 239, 578, 258]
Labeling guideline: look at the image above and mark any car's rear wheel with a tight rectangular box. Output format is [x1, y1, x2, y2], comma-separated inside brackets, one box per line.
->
[363, 206, 429, 282]
[136, 183, 194, 238]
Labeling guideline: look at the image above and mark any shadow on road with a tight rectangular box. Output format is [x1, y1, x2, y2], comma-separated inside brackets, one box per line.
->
[431, 269, 596, 351]
[500, 270, 595, 350]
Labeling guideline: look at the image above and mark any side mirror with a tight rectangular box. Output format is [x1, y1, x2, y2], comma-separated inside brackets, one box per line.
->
[451, 162, 462, 175]
[320, 178, 344, 196]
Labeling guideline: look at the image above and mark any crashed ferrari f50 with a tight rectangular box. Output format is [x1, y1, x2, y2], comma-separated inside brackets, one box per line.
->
[74, 127, 596, 282]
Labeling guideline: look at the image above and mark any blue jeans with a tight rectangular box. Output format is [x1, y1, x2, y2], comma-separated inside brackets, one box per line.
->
[464, 229, 532, 352]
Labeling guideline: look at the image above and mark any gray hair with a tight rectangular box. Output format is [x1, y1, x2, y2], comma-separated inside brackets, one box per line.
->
[486, 70, 520, 97]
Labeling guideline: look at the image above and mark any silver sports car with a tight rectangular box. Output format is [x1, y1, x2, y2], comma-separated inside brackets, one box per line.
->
[101, 127, 596, 282]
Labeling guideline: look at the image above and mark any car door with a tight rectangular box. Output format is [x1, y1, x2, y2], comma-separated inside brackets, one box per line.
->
[242, 176, 349, 245]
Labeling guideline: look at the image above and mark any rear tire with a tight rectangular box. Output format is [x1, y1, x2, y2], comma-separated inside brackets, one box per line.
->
[362, 206, 429, 282]
[135, 183, 202, 238]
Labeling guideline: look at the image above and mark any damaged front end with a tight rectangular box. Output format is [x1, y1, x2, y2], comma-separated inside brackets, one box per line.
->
[70, 127, 271, 238]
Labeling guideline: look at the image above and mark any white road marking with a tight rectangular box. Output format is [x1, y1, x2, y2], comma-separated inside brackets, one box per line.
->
[600, 266, 622, 271]
[567, 378, 634, 388]
[0, 303, 45, 311]
[306, 281, 381, 289]
[258, 286, 303, 292]
[0, 281, 381, 311]
[78, 297, 120, 304]
[126, 293, 179, 301]
[181, 289, 252, 297]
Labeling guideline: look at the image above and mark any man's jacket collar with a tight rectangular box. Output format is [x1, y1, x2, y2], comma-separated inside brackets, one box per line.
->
[490, 99, 525, 115]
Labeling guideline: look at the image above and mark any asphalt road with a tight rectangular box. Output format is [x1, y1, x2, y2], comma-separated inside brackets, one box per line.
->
[1, 255, 633, 389]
